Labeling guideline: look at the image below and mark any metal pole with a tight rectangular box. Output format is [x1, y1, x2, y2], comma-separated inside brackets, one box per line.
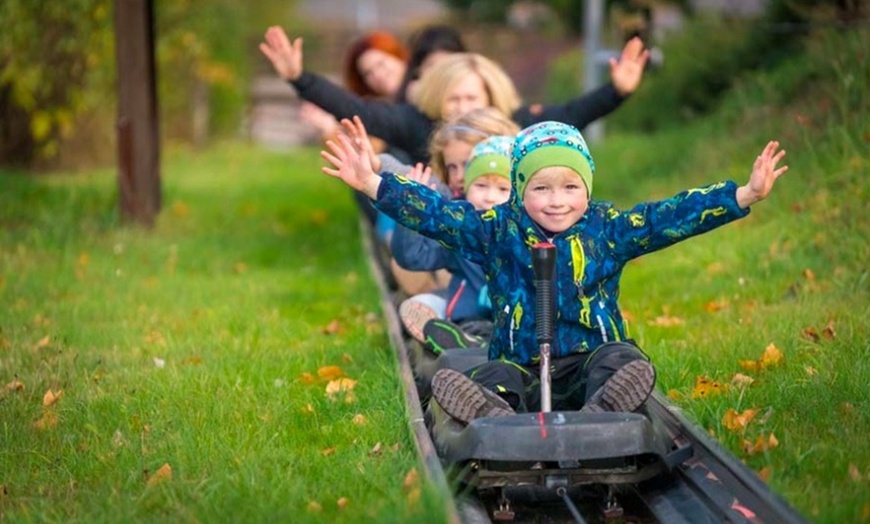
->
[533, 243, 557, 413]
[583, 0, 605, 143]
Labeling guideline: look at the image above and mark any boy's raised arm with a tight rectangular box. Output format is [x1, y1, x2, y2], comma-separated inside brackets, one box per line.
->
[735, 141, 789, 209]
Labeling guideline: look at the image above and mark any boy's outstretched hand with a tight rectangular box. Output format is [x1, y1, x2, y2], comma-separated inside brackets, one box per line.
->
[736, 141, 788, 209]
[321, 121, 382, 199]
[259, 26, 303, 82]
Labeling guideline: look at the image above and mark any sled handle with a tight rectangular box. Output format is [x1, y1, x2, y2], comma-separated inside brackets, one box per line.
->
[533, 242, 556, 412]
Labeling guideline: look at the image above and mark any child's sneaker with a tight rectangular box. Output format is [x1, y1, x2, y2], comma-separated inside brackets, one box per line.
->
[431, 369, 514, 423]
[423, 319, 484, 355]
[581, 360, 656, 413]
[398, 300, 439, 343]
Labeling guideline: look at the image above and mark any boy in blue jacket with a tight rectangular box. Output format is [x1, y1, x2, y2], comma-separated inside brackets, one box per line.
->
[322, 119, 788, 423]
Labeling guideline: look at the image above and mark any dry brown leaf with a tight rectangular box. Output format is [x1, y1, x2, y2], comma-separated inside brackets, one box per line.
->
[743, 434, 779, 456]
[321, 319, 342, 335]
[648, 315, 685, 327]
[704, 299, 729, 312]
[691, 376, 726, 399]
[35, 335, 51, 349]
[803, 268, 816, 281]
[325, 378, 357, 399]
[403, 468, 420, 490]
[321, 447, 337, 457]
[299, 372, 316, 385]
[804, 365, 818, 376]
[667, 389, 682, 401]
[33, 410, 58, 430]
[146, 463, 172, 486]
[738, 359, 760, 372]
[307, 501, 322, 513]
[801, 326, 820, 342]
[43, 389, 63, 407]
[352, 414, 367, 425]
[337, 497, 349, 510]
[182, 356, 202, 366]
[317, 365, 345, 381]
[369, 442, 383, 457]
[731, 373, 755, 387]
[390, 443, 401, 453]
[848, 463, 863, 482]
[760, 343, 784, 368]
[341, 352, 354, 363]
[757, 466, 772, 483]
[722, 408, 759, 433]
[2, 380, 24, 395]
[821, 320, 836, 340]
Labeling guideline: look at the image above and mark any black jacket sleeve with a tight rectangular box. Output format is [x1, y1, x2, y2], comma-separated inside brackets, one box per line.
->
[513, 82, 626, 131]
[290, 72, 434, 162]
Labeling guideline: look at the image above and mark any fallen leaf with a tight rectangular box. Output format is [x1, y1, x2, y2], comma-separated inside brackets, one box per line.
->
[738, 359, 760, 372]
[300, 372, 316, 385]
[307, 501, 322, 513]
[403, 468, 420, 490]
[757, 466, 772, 483]
[743, 434, 779, 456]
[390, 443, 401, 453]
[33, 410, 58, 430]
[352, 414, 367, 425]
[317, 365, 345, 381]
[182, 356, 202, 366]
[369, 442, 383, 456]
[2, 380, 24, 394]
[731, 373, 755, 387]
[804, 365, 818, 376]
[722, 408, 759, 433]
[706, 261, 725, 274]
[667, 389, 682, 401]
[848, 463, 863, 482]
[821, 320, 836, 340]
[325, 378, 357, 399]
[341, 353, 354, 363]
[153, 357, 165, 369]
[704, 299, 729, 312]
[321, 447, 337, 457]
[146, 463, 172, 486]
[337, 497, 349, 509]
[648, 315, 685, 327]
[801, 326, 820, 342]
[803, 268, 816, 281]
[43, 389, 63, 407]
[321, 319, 342, 335]
[760, 343, 784, 368]
[692, 376, 726, 399]
[233, 262, 247, 274]
[302, 403, 315, 414]
[36, 335, 51, 349]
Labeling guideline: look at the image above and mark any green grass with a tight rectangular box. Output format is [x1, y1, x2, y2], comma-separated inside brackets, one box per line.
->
[0, 145, 447, 522]
[1, 22, 868, 524]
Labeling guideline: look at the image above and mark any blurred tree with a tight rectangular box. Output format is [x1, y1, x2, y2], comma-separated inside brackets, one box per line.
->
[0, 0, 295, 169]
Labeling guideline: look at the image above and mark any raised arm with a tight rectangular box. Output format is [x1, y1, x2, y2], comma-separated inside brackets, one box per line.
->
[259, 26, 303, 81]
[735, 141, 788, 208]
[514, 37, 649, 130]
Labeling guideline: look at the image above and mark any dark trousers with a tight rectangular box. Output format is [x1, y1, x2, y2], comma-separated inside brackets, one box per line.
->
[468, 341, 650, 412]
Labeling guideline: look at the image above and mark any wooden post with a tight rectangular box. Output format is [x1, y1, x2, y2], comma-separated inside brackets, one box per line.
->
[114, 0, 161, 226]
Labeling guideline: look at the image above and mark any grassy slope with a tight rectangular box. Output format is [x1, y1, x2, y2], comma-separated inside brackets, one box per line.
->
[0, 146, 446, 522]
[0, 24, 867, 524]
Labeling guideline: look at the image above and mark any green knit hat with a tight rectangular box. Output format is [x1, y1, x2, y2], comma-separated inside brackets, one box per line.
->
[463, 135, 513, 192]
[511, 121, 595, 201]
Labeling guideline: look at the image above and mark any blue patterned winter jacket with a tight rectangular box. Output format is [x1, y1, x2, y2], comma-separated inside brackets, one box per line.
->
[374, 175, 749, 365]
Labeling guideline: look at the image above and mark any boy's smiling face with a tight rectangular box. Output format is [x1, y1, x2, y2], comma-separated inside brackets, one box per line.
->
[522, 166, 589, 233]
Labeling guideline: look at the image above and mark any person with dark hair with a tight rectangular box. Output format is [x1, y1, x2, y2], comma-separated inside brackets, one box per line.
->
[397, 24, 467, 103]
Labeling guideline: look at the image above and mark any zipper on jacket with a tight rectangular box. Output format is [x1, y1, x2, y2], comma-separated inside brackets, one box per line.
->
[505, 304, 515, 354]
[596, 300, 609, 343]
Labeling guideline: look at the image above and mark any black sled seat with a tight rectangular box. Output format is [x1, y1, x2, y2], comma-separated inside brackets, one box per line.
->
[430, 404, 675, 488]
[413, 347, 489, 401]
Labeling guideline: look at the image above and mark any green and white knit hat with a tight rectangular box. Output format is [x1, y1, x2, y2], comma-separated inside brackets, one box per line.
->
[463, 135, 513, 192]
[511, 121, 595, 201]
